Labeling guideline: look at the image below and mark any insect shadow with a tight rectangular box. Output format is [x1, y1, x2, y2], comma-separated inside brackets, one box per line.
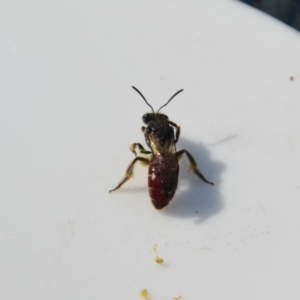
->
[161, 136, 225, 223]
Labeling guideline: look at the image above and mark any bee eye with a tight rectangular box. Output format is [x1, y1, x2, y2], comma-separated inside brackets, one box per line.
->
[142, 114, 148, 124]
[143, 113, 155, 124]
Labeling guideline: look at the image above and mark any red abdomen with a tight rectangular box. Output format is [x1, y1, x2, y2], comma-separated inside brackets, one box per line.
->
[148, 154, 179, 209]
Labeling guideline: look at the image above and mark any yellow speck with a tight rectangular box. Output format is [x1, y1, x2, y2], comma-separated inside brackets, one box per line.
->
[173, 296, 182, 300]
[153, 244, 157, 251]
[140, 289, 151, 300]
[154, 256, 164, 264]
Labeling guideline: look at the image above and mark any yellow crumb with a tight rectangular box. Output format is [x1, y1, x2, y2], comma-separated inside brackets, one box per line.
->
[173, 296, 182, 300]
[140, 289, 151, 300]
[154, 256, 164, 264]
[152, 244, 157, 251]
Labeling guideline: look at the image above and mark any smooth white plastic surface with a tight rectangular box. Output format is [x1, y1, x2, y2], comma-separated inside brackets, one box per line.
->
[1, 1, 300, 299]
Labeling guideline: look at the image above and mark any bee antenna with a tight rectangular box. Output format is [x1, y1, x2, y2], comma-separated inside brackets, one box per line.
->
[157, 89, 184, 113]
[132, 86, 155, 113]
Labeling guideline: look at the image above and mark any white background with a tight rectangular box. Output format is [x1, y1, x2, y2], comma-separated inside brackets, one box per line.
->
[1, 1, 300, 299]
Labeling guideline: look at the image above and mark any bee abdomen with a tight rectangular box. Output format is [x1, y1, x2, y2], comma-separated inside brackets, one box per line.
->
[148, 157, 179, 209]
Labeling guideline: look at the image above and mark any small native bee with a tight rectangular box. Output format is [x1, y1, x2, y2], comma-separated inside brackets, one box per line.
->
[109, 87, 214, 209]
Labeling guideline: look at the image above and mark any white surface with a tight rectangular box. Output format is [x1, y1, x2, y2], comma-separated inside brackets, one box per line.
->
[1, 1, 300, 299]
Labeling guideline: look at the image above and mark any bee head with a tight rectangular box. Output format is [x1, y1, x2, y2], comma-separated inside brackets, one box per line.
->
[142, 113, 168, 125]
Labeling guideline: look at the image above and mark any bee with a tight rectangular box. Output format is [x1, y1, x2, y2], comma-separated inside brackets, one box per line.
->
[109, 87, 213, 209]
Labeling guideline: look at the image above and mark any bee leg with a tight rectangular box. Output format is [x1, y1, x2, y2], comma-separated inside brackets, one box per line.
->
[109, 157, 150, 193]
[177, 149, 214, 186]
[130, 143, 151, 156]
[168, 120, 181, 143]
